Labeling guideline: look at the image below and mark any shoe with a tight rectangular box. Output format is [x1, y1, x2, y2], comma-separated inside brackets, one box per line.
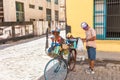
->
[85, 67, 95, 74]
[90, 70, 95, 74]
[85, 68, 91, 74]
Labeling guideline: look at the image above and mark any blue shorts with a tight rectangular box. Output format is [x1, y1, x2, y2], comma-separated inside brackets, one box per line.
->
[87, 47, 96, 60]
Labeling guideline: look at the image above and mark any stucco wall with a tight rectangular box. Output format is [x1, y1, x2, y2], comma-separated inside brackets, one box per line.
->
[66, 0, 93, 38]
[3, 0, 60, 22]
[3, 0, 16, 21]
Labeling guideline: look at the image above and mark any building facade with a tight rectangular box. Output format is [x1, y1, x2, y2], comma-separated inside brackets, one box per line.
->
[66, 0, 120, 40]
[59, 0, 65, 22]
[0, 0, 4, 22]
[0, 0, 65, 23]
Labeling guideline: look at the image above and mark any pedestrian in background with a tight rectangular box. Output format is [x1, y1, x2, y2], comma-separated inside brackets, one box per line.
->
[81, 22, 96, 74]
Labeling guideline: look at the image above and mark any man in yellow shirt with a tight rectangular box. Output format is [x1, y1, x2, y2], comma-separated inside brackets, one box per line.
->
[81, 22, 96, 74]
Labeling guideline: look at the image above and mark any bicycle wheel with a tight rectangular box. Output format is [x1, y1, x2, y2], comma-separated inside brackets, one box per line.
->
[44, 58, 68, 80]
[68, 49, 77, 71]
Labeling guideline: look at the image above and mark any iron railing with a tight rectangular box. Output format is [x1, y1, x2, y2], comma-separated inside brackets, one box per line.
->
[94, 0, 120, 40]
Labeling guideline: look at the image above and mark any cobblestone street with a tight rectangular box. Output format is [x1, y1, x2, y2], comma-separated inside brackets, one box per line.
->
[39, 59, 120, 80]
[66, 61, 120, 80]
[0, 31, 120, 80]
[0, 36, 51, 80]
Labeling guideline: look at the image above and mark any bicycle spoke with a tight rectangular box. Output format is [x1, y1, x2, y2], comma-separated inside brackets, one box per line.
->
[68, 49, 76, 71]
[44, 58, 68, 80]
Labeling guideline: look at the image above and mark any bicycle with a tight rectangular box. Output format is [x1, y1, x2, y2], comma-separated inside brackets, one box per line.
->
[66, 38, 77, 71]
[44, 39, 77, 80]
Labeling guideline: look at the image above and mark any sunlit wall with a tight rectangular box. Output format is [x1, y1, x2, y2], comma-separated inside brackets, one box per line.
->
[66, 0, 93, 38]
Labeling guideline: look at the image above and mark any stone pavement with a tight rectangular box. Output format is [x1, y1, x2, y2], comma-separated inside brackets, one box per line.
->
[39, 59, 120, 80]
[0, 30, 120, 80]
[0, 36, 50, 80]
[66, 60, 120, 80]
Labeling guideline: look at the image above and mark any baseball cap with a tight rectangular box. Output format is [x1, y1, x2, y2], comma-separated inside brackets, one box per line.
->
[81, 22, 88, 29]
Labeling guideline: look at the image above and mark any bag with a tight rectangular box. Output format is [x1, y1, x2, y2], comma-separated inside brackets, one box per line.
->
[53, 46, 61, 55]
[76, 38, 84, 51]
[50, 46, 61, 58]
[62, 44, 69, 50]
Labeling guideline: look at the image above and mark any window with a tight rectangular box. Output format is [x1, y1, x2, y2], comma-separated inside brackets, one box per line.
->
[16, 2, 24, 22]
[46, 9, 51, 21]
[39, 6, 43, 10]
[0, 0, 3, 7]
[46, 0, 51, 2]
[0, 28, 3, 35]
[106, 0, 120, 38]
[55, 0, 58, 4]
[29, 4, 35, 9]
[55, 10, 59, 21]
[0, 13, 3, 15]
[0, 8, 3, 11]
[0, 0, 4, 22]
[0, 18, 4, 22]
[39, 19, 44, 21]
[30, 19, 35, 22]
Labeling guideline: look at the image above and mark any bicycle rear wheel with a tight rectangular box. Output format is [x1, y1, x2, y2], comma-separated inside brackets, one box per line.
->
[68, 49, 76, 71]
[44, 58, 68, 80]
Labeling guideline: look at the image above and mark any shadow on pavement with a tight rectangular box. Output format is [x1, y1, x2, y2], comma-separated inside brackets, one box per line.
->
[38, 76, 45, 80]
[0, 44, 13, 50]
[76, 59, 120, 67]
[0, 35, 46, 50]
[38, 59, 120, 80]
[37, 59, 68, 80]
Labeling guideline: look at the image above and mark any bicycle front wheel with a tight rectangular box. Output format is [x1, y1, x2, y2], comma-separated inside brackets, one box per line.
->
[44, 58, 68, 80]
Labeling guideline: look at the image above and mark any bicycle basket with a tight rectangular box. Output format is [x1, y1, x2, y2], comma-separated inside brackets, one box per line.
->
[53, 46, 61, 54]
[69, 39, 77, 49]
[46, 46, 60, 58]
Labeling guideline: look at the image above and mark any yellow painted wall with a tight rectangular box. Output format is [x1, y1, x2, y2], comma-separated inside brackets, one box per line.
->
[66, 0, 93, 38]
[66, 0, 120, 53]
